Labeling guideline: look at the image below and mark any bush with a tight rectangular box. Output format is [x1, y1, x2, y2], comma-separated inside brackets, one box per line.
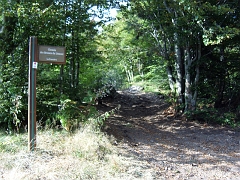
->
[56, 98, 97, 132]
[185, 107, 240, 127]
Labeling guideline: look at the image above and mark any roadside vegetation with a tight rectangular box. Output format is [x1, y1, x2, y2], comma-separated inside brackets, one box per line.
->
[0, 124, 154, 180]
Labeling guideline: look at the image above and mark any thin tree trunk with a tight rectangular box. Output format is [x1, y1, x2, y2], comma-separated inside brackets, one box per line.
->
[192, 40, 201, 108]
[69, 42, 74, 88]
[60, 65, 64, 94]
[214, 46, 225, 108]
[75, 3, 81, 88]
[167, 66, 175, 92]
[59, 0, 67, 94]
[184, 45, 192, 110]
[0, 13, 5, 34]
[184, 38, 201, 111]
[174, 33, 184, 104]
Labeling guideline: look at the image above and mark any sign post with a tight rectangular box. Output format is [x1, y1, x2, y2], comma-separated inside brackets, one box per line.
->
[28, 37, 66, 151]
[28, 37, 37, 151]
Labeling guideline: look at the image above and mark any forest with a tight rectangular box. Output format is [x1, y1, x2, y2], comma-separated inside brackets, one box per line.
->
[0, 0, 240, 132]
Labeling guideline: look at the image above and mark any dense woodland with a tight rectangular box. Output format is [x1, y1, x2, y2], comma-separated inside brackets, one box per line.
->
[0, 0, 240, 132]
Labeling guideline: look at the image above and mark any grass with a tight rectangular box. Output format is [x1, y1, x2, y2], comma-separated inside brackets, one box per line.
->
[0, 124, 154, 180]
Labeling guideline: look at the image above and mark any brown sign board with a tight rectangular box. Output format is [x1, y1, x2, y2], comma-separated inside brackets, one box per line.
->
[38, 45, 66, 64]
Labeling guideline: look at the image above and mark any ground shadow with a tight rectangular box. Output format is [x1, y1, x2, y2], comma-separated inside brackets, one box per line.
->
[97, 91, 240, 178]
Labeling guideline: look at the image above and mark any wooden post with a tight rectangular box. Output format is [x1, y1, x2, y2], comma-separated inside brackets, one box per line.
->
[28, 37, 38, 151]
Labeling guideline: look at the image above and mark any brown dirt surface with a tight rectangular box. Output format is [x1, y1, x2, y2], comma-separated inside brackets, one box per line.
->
[97, 88, 240, 180]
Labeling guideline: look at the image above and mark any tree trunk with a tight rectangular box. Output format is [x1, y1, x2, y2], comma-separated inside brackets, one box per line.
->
[167, 66, 175, 92]
[214, 46, 225, 108]
[174, 33, 184, 105]
[75, 61, 80, 88]
[59, 0, 67, 94]
[60, 65, 64, 94]
[184, 46, 193, 110]
[74, 33, 80, 88]
[184, 39, 201, 111]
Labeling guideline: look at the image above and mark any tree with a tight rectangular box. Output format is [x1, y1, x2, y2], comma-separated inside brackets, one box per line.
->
[0, 0, 114, 130]
[121, 0, 240, 114]
[97, 13, 157, 85]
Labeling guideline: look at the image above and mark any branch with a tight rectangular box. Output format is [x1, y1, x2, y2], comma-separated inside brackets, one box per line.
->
[163, 0, 172, 14]
[0, 14, 5, 34]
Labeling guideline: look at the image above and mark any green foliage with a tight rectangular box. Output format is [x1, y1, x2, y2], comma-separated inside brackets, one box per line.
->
[92, 104, 121, 129]
[56, 98, 97, 132]
[123, 0, 240, 119]
[56, 96, 121, 132]
[185, 107, 218, 124]
[98, 14, 151, 84]
[0, 0, 240, 128]
[185, 99, 240, 128]
[0, 52, 27, 131]
[0, 0, 110, 129]
[219, 112, 239, 127]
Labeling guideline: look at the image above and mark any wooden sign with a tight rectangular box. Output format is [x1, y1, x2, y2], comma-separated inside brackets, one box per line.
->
[28, 37, 66, 151]
[38, 45, 66, 64]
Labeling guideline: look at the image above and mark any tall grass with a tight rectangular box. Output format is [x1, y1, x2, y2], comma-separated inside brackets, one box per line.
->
[0, 124, 154, 180]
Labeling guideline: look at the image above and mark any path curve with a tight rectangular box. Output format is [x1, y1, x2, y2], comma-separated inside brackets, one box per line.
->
[97, 89, 240, 179]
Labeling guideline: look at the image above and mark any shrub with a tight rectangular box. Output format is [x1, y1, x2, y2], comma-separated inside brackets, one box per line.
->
[56, 98, 97, 132]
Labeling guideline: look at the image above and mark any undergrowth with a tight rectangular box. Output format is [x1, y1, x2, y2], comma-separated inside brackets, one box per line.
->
[185, 103, 240, 128]
[0, 123, 152, 179]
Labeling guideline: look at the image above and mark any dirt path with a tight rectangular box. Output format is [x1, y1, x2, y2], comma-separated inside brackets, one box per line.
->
[97, 88, 240, 179]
